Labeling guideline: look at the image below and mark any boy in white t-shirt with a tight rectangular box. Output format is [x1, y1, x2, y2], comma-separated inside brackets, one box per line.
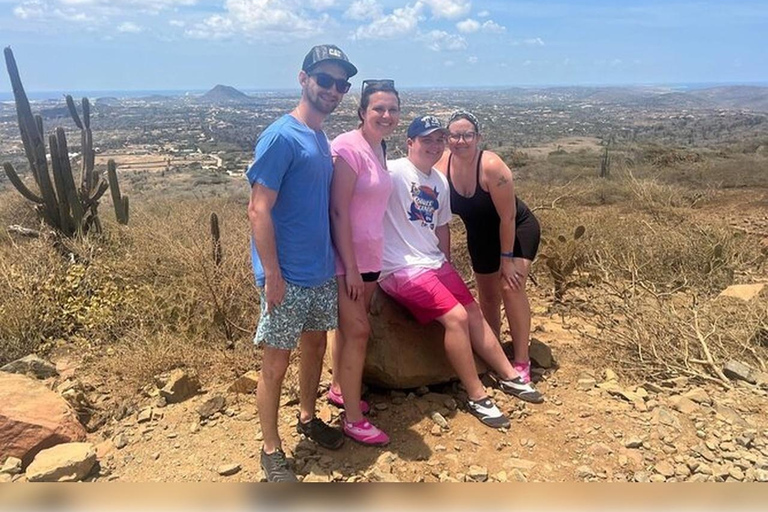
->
[380, 116, 543, 429]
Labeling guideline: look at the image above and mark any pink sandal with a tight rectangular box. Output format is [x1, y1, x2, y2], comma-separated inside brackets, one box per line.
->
[343, 417, 390, 446]
[327, 387, 370, 414]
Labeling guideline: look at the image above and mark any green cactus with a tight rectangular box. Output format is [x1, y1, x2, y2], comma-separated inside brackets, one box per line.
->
[537, 224, 587, 302]
[2, 46, 128, 236]
[210, 212, 222, 266]
[599, 144, 611, 178]
[107, 160, 129, 225]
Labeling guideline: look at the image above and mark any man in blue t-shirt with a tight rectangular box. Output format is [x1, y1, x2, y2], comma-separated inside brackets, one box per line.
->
[246, 44, 357, 483]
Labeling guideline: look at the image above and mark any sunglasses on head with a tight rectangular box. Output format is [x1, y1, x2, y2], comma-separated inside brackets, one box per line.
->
[362, 79, 396, 95]
[310, 72, 351, 93]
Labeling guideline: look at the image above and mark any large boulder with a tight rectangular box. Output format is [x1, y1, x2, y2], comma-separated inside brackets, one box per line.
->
[360, 288, 486, 389]
[0, 372, 86, 468]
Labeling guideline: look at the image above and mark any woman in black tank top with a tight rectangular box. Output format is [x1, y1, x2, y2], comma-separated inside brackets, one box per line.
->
[436, 110, 542, 392]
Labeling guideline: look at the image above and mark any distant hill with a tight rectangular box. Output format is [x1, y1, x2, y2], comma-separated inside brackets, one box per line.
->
[198, 84, 254, 104]
[95, 97, 121, 106]
[690, 86, 768, 112]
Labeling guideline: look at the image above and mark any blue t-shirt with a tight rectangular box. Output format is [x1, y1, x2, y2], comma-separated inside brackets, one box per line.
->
[246, 114, 335, 288]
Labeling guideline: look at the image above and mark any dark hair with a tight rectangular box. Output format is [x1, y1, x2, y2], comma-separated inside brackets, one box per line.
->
[358, 82, 400, 125]
[448, 109, 481, 134]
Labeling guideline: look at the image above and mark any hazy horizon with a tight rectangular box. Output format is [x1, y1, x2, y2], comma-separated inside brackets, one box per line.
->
[4, 81, 768, 103]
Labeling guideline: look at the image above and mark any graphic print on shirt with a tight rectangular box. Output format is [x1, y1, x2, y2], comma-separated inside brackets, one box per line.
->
[408, 181, 440, 230]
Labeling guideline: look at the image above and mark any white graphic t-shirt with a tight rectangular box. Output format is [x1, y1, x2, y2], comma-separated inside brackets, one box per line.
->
[381, 157, 452, 277]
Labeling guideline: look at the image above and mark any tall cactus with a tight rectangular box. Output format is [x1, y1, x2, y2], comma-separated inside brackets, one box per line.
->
[2, 46, 128, 236]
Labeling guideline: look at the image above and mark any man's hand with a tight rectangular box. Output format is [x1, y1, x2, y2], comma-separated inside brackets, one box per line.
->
[264, 274, 286, 313]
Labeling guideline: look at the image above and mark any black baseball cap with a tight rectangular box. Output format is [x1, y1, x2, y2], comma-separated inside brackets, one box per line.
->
[302, 44, 357, 78]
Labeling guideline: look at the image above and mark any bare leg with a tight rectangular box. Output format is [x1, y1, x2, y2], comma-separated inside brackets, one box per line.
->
[330, 328, 343, 396]
[476, 264, 531, 364]
[336, 278, 377, 423]
[475, 271, 503, 339]
[257, 346, 291, 453]
[435, 305, 486, 401]
[464, 301, 518, 381]
[298, 331, 327, 424]
[500, 258, 532, 364]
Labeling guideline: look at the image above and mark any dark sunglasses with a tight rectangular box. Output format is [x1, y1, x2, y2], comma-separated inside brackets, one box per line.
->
[309, 72, 351, 93]
[362, 79, 396, 95]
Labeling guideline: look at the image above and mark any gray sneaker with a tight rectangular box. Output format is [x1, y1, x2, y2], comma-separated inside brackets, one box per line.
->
[260, 448, 298, 483]
[466, 397, 510, 429]
[296, 415, 344, 450]
[497, 376, 544, 404]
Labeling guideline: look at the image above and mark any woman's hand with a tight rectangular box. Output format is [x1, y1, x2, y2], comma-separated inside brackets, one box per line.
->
[501, 258, 528, 292]
[345, 272, 364, 301]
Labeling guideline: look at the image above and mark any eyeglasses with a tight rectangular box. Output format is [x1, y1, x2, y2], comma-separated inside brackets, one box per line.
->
[362, 79, 396, 95]
[448, 132, 477, 143]
[310, 72, 351, 93]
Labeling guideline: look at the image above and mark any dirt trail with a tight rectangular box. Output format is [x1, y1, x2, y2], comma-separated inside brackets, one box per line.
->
[81, 293, 768, 483]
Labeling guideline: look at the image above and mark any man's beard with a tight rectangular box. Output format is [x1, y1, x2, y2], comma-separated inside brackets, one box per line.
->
[306, 88, 340, 115]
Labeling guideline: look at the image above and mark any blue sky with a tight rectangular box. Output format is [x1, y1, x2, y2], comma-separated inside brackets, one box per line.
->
[1, 0, 767, 92]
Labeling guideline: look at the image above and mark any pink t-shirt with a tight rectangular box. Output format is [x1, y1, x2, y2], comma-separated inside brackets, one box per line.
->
[331, 129, 393, 275]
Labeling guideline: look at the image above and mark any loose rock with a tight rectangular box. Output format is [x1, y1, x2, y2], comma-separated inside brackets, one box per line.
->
[654, 461, 675, 478]
[669, 396, 699, 415]
[156, 368, 201, 404]
[113, 434, 128, 449]
[197, 396, 227, 419]
[722, 360, 757, 384]
[1, 456, 22, 475]
[430, 412, 449, 430]
[529, 339, 554, 369]
[505, 458, 537, 470]
[466, 465, 488, 482]
[218, 463, 241, 476]
[228, 371, 259, 394]
[1, 355, 59, 379]
[25, 442, 97, 482]
[137, 408, 152, 423]
[683, 388, 711, 404]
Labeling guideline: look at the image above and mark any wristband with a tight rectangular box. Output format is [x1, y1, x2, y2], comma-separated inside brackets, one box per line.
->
[500, 252, 515, 258]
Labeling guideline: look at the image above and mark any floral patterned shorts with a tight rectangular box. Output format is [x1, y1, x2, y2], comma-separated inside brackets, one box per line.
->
[254, 277, 338, 350]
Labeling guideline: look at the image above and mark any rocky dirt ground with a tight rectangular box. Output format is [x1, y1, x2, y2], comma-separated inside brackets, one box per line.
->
[9, 301, 763, 484]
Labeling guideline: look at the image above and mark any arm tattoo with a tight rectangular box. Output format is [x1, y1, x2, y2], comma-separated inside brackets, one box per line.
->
[496, 175, 510, 187]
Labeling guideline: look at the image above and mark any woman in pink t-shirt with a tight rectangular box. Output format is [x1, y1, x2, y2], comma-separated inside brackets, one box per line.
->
[329, 81, 400, 446]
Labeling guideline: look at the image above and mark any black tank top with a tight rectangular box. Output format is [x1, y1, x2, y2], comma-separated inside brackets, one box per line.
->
[450, 148, 522, 222]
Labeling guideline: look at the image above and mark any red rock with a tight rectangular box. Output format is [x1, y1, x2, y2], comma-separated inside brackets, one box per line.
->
[0, 372, 86, 468]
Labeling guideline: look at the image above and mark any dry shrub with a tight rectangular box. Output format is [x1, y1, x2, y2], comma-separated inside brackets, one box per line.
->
[0, 195, 260, 369]
[587, 209, 762, 294]
[0, 233, 70, 363]
[90, 328, 260, 400]
[581, 285, 768, 383]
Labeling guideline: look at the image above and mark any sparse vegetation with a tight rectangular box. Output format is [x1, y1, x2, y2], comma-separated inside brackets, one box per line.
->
[2, 82, 767, 407]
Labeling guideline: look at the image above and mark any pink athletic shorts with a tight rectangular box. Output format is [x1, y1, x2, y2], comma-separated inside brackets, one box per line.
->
[379, 262, 475, 324]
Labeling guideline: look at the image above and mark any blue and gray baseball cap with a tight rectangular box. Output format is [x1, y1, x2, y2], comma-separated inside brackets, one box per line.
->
[407, 115, 447, 139]
[302, 44, 357, 78]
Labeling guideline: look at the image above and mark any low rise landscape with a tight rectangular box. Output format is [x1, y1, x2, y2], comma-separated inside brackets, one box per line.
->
[1, 83, 767, 483]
